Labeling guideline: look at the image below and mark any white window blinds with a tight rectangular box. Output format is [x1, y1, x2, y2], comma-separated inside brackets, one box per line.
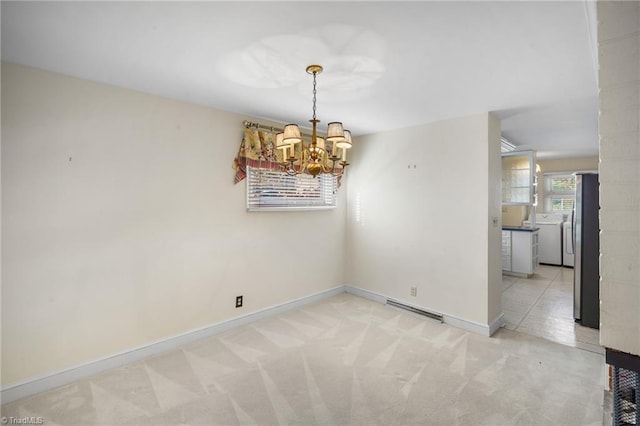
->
[246, 166, 337, 211]
[544, 174, 576, 212]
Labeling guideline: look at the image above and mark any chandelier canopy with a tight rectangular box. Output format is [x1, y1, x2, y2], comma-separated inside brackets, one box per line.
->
[277, 65, 352, 177]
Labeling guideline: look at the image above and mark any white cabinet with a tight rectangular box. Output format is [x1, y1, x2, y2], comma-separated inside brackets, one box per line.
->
[502, 229, 539, 277]
[502, 151, 537, 205]
[502, 150, 538, 276]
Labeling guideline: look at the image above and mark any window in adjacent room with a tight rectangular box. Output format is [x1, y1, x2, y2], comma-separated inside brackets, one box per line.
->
[543, 173, 576, 212]
[246, 166, 337, 211]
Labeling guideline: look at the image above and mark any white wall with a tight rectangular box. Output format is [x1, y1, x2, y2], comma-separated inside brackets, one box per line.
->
[597, 1, 640, 355]
[1, 63, 346, 385]
[345, 113, 502, 328]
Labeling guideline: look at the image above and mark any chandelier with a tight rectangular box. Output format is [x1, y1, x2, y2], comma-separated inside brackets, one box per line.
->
[276, 65, 352, 177]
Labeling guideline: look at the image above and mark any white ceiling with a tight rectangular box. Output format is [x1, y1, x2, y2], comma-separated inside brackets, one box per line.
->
[1, 1, 599, 159]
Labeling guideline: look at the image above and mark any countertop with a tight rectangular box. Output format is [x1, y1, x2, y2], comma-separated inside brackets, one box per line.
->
[502, 226, 540, 232]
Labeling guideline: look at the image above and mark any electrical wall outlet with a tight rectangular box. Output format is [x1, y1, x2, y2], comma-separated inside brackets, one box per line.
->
[235, 295, 243, 308]
[410, 286, 417, 297]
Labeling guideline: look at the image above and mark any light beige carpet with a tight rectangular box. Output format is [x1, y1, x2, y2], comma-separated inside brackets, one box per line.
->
[1, 293, 604, 425]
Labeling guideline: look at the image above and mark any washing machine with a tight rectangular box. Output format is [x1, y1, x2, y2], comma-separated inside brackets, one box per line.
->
[563, 220, 574, 267]
[535, 213, 564, 266]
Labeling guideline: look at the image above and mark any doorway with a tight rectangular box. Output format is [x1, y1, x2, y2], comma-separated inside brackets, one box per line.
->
[501, 264, 601, 354]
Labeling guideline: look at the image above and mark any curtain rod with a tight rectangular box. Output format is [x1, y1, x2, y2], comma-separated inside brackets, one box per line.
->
[242, 120, 317, 139]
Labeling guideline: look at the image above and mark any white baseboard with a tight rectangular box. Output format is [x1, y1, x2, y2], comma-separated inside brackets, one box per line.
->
[345, 285, 499, 337]
[442, 314, 492, 337]
[344, 285, 387, 304]
[489, 312, 506, 336]
[1, 285, 346, 404]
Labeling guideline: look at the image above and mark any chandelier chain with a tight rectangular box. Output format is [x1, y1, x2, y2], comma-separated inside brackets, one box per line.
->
[312, 71, 317, 121]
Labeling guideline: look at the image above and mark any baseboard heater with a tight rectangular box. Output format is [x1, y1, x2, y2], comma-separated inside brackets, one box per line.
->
[386, 299, 443, 323]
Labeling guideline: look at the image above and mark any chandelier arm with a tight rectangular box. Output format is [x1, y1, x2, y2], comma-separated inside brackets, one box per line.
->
[318, 154, 336, 173]
[316, 152, 345, 177]
[324, 161, 343, 178]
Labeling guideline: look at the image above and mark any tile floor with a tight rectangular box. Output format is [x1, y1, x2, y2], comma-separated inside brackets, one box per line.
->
[502, 264, 602, 354]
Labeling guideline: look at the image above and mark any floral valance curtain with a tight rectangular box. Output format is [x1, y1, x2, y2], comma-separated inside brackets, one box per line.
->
[232, 128, 283, 184]
[232, 127, 343, 185]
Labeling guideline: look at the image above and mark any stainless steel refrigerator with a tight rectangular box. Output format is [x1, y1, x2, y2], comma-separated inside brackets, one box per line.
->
[573, 173, 600, 329]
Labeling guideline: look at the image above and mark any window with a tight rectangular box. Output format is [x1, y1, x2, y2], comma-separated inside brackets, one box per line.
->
[543, 174, 576, 212]
[246, 166, 337, 211]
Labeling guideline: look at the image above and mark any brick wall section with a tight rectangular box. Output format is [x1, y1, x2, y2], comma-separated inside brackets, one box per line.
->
[597, 1, 640, 355]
